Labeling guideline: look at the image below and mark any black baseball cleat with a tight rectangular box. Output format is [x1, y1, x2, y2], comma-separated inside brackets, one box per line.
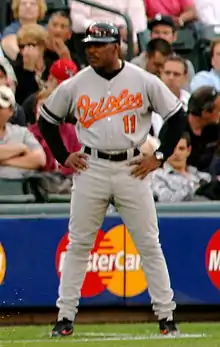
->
[159, 318, 179, 336]
[51, 318, 74, 337]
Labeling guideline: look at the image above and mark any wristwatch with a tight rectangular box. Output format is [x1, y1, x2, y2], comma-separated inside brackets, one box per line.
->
[154, 151, 164, 166]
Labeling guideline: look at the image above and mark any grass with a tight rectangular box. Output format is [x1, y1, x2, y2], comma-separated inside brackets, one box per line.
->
[0, 323, 219, 346]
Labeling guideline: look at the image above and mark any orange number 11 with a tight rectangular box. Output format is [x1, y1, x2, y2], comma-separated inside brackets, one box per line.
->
[123, 114, 136, 134]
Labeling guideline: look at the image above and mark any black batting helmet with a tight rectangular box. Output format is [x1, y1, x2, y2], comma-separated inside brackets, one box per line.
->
[82, 21, 120, 44]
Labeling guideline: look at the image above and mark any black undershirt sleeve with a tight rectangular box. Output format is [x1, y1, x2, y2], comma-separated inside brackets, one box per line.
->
[157, 107, 187, 162]
[38, 116, 70, 166]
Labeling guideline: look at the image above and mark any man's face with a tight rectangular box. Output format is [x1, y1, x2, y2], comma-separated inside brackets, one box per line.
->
[161, 60, 187, 94]
[202, 95, 220, 125]
[0, 69, 16, 93]
[0, 107, 14, 126]
[48, 14, 71, 41]
[85, 42, 117, 69]
[211, 43, 220, 72]
[146, 51, 167, 77]
[168, 138, 191, 167]
[150, 24, 177, 44]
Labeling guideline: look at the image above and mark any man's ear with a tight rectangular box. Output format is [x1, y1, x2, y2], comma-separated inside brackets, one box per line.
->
[187, 145, 192, 156]
[173, 31, 178, 42]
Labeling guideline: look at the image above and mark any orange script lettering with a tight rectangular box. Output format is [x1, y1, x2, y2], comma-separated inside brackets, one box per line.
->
[77, 89, 143, 128]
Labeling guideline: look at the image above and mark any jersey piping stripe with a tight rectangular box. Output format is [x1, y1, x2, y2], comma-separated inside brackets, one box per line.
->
[163, 102, 182, 122]
[40, 104, 61, 125]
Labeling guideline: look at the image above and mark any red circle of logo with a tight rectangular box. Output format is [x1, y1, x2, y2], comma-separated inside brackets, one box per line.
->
[205, 230, 220, 289]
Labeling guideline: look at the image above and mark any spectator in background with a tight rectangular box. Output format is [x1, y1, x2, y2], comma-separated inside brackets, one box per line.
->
[0, 62, 26, 126]
[12, 23, 48, 105]
[22, 58, 79, 124]
[159, 86, 220, 173]
[29, 87, 81, 175]
[132, 38, 173, 77]
[43, 11, 82, 79]
[0, 86, 45, 179]
[149, 55, 190, 139]
[144, 0, 197, 28]
[195, 0, 220, 25]
[161, 55, 190, 110]
[0, 56, 18, 92]
[147, 14, 195, 87]
[68, 0, 147, 65]
[190, 39, 220, 92]
[132, 39, 173, 155]
[1, 0, 47, 61]
[150, 132, 211, 202]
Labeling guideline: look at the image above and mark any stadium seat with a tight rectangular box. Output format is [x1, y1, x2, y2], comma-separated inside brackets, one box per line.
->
[197, 25, 220, 71]
[45, 0, 69, 12]
[47, 194, 71, 203]
[172, 27, 201, 72]
[0, 179, 35, 203]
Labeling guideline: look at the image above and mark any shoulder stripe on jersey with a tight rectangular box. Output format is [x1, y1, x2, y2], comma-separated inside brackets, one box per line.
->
[42, 104, 61, 122]
[163, 102, 182, 122]
[40, 104, 61, 125]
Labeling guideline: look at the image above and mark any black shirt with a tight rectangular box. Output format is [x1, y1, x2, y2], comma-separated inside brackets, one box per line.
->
[186, 118, 220, 172]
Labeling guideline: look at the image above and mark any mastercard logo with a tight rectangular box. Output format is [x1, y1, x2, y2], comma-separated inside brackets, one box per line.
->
[206, 230, 220, 289]
[0, 243, 6, 285]
[56, 224, 147, 298]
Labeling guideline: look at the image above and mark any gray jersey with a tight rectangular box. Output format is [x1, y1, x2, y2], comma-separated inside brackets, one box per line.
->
[41, 62, 181, 151]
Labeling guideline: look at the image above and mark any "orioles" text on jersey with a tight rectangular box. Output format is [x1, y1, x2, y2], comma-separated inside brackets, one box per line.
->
[77, 89, 143, 128]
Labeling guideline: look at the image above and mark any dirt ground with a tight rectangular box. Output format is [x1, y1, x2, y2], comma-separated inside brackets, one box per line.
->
[0, 306, 220, 326]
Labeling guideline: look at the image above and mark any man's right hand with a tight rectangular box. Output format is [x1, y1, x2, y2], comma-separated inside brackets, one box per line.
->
[64, 152, 88, 171]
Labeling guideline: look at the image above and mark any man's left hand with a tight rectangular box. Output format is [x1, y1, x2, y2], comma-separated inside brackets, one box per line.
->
[128, 154, 162, 179]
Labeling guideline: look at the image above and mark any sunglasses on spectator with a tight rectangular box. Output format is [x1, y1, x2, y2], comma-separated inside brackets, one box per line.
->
[18, 43, 38, 49]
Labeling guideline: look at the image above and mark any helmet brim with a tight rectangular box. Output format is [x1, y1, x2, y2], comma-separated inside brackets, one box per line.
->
[82, 36, 118, 44]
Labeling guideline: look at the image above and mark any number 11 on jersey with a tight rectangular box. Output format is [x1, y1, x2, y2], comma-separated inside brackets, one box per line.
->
[123, 114, 136, 134]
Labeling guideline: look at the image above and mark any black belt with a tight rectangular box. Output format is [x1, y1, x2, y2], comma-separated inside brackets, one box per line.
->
[84, 146, 140, 161]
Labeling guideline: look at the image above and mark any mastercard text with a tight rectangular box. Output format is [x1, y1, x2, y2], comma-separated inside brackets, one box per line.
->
[58, 250, 142, 273]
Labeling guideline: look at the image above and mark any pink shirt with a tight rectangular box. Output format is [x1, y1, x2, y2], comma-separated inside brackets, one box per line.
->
[145, 0, 193, 18]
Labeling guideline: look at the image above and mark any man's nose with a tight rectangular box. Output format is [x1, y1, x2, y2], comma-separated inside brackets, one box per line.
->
[55, 26, 62, 33]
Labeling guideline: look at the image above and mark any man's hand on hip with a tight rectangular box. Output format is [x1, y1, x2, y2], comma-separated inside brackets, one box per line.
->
[128, 154, 162, 179]
[64, 152, 88, 171]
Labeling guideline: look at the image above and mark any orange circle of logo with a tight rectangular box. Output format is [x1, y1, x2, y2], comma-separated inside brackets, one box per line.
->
[206, 230, 220, 289]
[56, 225, 147, 298]
[0, 243, 6, 285]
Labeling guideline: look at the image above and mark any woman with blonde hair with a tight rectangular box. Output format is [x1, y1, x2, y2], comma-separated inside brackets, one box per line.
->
[1, 0, 47, 61]
[12, 23, 48, 104]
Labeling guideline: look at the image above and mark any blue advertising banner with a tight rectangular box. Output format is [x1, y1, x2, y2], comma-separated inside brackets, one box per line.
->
[0, 215, 219, 308]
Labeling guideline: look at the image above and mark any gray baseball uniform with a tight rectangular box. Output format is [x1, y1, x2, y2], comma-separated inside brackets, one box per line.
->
[41, 61, 181, 322]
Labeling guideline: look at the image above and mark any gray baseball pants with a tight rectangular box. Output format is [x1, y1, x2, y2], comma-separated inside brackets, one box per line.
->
[57, 151, 176, 322]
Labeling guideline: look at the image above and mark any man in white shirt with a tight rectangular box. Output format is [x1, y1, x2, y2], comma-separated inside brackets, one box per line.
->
[142, 55, 190, 153]
[68, 0, 147, 62]
[150, 133, 211, 203]
[195, 0, 220, 25]
[152, 54, 190, 137]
